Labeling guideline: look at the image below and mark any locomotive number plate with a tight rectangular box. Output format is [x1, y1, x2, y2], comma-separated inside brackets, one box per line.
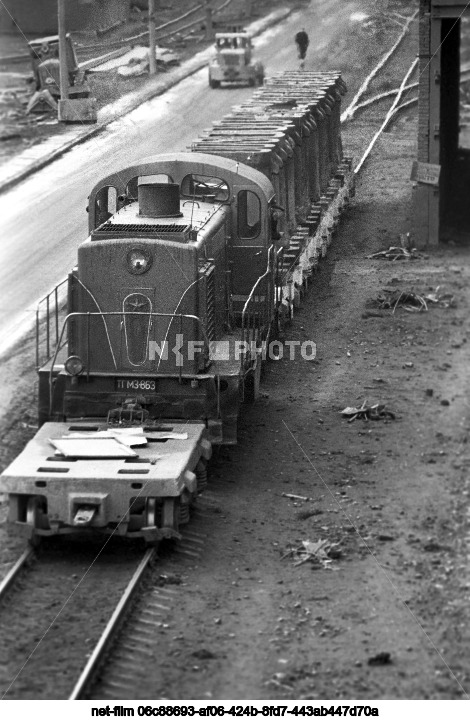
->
[115, 378, 156, 391]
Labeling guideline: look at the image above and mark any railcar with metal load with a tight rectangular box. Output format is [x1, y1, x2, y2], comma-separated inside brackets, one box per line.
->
[0, 70, 354, 545]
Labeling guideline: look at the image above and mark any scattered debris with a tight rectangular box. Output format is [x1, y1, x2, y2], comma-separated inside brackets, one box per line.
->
[157, 573, 182, 586]
[367, 245, 420, 261]
[281, 492, 314, 502]
[265, 674, 294, 691]
[341, 400, 395, 422]
[423, 540, 444, 553]
[282, 539, 340, 568]
[191, 648, 217, 660]
[423, 286, 456, 308]
[377, 533, 395, 542]
[296, 508, 323, 521]
[375, 289, 428, 313]
[368, 652, 392, 666]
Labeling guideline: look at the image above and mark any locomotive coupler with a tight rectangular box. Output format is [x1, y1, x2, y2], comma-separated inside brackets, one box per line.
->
[107, 397, 149, 426]
[73, 505, 97, 526]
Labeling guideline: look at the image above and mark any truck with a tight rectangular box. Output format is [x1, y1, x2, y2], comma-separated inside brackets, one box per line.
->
[208, 31, 264, 88]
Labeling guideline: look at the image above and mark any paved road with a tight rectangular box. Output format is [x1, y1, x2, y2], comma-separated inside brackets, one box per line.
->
[0, 0, 360, 357]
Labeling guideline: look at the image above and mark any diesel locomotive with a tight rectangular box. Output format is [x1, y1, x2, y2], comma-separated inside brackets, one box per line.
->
[0, 71, 354, 544]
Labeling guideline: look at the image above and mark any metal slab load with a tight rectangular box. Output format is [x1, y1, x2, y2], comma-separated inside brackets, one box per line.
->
[191, 70, 354, 305]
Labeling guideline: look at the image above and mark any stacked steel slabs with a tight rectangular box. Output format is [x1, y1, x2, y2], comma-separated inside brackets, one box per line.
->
[191, 70, 352, 237]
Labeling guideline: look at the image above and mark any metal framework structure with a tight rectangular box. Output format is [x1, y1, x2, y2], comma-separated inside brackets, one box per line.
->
[415, 0, 470, 245]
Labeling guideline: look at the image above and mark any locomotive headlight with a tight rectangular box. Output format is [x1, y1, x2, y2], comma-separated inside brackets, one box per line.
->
[127, 247, 152, 275]
[65, 355, 84, 376]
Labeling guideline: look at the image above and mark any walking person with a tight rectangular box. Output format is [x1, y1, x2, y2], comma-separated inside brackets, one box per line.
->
[295, 28, 309, 69]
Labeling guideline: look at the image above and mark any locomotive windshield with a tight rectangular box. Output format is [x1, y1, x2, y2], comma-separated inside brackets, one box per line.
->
[181, 173, 229, 202]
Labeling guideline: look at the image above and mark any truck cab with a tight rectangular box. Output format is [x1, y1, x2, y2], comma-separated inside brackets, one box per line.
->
[208, 32, 264, 88]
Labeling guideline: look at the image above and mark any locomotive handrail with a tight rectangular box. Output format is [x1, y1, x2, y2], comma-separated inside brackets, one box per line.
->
[48, 311, 213, 414]
[241, 245, 274, 368]
[36, 277, 68, 369]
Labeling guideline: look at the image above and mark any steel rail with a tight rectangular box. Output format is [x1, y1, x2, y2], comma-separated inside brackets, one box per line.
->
[354, 57, 419, 174]
[69, 547, 156, 700]
[341, 9, 418, 123]
[0, 547, 36, 599]
[348, 82, 418, 117]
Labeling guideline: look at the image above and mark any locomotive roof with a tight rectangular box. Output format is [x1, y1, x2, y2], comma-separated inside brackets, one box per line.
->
[89, 152, 274, 203]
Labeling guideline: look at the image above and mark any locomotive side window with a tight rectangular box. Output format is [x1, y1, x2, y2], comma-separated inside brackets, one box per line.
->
[181, 174, 229, 202]
[95, 186, 117, 227]
[237, 189, 261, 239]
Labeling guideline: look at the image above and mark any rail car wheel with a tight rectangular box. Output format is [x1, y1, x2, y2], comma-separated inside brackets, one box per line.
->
[145, 498, 157, 527]
[195, 459, 208, 493]
[161, 498, 180, 533]
[26, 496, 47, 547]
[179, 499, 190, 525]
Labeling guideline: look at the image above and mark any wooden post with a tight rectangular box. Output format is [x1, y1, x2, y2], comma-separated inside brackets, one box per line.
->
[149, 0, 157, 75]
[57, 0, 68, 101]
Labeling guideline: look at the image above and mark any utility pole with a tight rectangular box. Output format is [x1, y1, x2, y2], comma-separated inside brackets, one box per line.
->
[149, 0, 157, 75]
[58, 0, 68, 100]
[205, 1, 214, 41]
[57, 0, 97, 122]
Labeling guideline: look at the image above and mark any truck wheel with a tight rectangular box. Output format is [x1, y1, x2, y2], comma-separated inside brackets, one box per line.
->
[209, 78, 220, 89]
[257, 73, 264, 85]
[248, 77, 255, 87]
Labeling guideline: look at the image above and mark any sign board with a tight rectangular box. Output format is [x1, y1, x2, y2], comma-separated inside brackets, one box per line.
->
[410, 161, 441, 186]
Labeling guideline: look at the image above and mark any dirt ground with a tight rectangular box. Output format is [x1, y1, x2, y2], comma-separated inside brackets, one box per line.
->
[1, 0, 470, 701]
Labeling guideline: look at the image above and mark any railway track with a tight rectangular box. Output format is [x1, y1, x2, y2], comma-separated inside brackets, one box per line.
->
[0, 494, 214, 700]
[75, 502, 216, 699]
[0, 539, 149, 699]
